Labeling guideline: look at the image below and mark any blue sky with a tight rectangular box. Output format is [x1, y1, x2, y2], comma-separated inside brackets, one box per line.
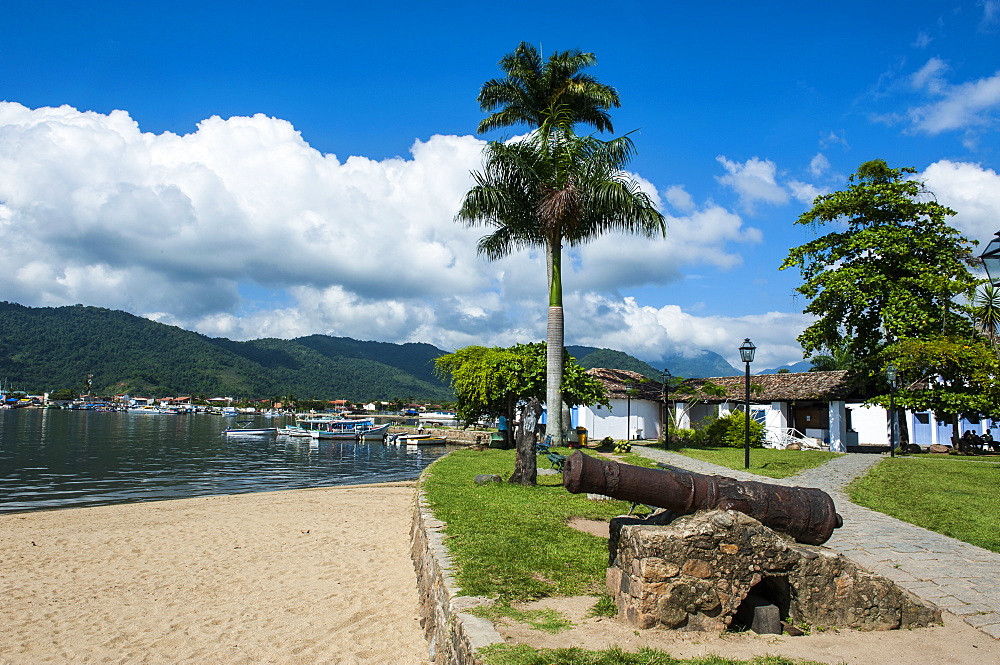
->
[1, 1, 998, 370]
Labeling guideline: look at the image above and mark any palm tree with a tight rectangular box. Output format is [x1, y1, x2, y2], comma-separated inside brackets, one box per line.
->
[973, 283, 1000, 352]
[457, 129, 665, 443]
[477, 42, 620, 140]
[470, 43, 647, 443]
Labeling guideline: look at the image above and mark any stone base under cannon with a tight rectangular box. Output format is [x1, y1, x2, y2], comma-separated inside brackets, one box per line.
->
[608, 509, 941, 633]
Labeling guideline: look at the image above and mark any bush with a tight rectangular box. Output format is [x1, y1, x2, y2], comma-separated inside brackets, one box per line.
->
[613, 440, 632, 454]
[671, 427, 709, 448]
[704, 412, 765, 448]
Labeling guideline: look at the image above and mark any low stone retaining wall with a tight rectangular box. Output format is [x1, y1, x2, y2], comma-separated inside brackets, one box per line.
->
[411, 478, 503, 664]
[391, 427, 494, 446]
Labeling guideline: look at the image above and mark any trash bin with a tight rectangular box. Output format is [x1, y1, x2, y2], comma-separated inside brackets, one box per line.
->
[576, 426, 588, 448]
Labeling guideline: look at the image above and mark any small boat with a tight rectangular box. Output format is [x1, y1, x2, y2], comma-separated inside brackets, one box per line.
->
[277, 425, 313, 437]
[224, 421, 278, 436]
[393, 433, 447, 446]
[357, 423, 391, 441]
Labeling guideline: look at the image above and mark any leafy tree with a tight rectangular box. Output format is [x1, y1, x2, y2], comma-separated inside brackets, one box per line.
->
[780, 159, 980, 387]
[882, 337, 1000, 445]
[465, 43, 661, 446]
[434, 342, 607, 485]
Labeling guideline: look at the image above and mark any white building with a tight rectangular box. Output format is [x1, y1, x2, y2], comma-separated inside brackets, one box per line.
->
[575, 369, 914, 452]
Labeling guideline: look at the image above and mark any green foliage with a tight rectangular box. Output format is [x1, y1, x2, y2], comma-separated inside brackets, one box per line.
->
[434, 343, 608, 425]
[847, 457, 1000, 552]
[613, 440, 632, 454]
[671, 427, 709, 448]
[703, 412, 765, 448]
[780, 159, 979, 387]
[973, 283, 1000, 349]
[882, 337, 1000, 422]
[586, 594, 618, 618]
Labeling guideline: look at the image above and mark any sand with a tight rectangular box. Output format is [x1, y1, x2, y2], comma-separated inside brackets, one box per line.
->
[5, 488, 999, 665]
[0, 484, 430, 665]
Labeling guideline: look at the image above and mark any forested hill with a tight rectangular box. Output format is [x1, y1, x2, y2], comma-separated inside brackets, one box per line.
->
[0, 302, 451, 400]
[0, 302, 737, 400]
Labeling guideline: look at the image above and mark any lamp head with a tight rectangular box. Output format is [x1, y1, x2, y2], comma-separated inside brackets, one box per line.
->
[886, 363, 898, 388]
[739, 338, 756, 364]
[980, 231, 1000, 286]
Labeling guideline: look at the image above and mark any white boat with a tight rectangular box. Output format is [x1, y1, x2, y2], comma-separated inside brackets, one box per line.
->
[277, 425, 313, 437]
[357, 423, 391, 441]
[393, 433, 447, 446]
[223, 421, 278, 436]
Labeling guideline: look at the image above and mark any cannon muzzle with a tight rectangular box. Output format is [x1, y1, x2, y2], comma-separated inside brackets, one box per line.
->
[562, 451, 842, 545]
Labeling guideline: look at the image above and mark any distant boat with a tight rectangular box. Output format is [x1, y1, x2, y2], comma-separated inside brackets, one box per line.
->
[223, 421, 278, 437]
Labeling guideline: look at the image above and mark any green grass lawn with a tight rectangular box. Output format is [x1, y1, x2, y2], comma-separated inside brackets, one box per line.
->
[846, 455, 1000, 552]
[661, 446, 842, 478]
[421, 448, 636, 600]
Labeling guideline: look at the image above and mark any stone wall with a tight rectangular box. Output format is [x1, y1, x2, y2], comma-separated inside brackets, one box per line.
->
[392, 427, 493, 446]
[410, 484, 504, 665]
[609, 509, 941, 632]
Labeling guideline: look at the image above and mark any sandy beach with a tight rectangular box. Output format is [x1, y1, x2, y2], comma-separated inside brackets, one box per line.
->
[0, 484, 430, 665]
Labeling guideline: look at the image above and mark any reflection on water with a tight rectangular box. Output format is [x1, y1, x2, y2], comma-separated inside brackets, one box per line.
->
[0, 409, 450, 514]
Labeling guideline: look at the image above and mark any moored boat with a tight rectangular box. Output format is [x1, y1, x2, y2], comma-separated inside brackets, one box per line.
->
[223, 421, 278, 436]
[393, 433, 447, 446]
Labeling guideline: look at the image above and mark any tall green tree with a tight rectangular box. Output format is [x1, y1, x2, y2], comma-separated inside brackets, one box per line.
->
[780, 159, 980, 385]
[434, 342, 607, 485]
[883, 337, 1000, 445]
[477, 42, 620, 139]
[459, 131, 664, 445]
[467, 42, 649, 446]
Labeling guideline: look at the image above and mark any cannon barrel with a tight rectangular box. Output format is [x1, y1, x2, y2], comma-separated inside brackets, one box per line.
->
[562, 451, 842, 545]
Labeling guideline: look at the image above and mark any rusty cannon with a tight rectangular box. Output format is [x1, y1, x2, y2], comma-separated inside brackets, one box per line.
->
[562, 451, 843, 545]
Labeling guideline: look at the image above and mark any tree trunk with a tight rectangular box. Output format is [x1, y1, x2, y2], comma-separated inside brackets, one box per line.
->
[546, 241, 565, 445]
[510, 398, 542, 486]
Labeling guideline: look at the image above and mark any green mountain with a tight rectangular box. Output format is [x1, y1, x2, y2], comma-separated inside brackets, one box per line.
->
[0, 302, 450, 401]
[0, 302, 736, 400]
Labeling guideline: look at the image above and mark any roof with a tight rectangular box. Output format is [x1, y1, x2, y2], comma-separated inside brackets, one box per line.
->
[676, 370, 854, 403]
[586, 368, 664, 401]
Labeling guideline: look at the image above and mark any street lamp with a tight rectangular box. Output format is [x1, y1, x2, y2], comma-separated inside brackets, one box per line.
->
[661, 368, 672, 449]
[886, 363, 898, 457]
[739, 338, 756, 469]
[625, 380, 633, 440]
[980, 231, 1000, 285]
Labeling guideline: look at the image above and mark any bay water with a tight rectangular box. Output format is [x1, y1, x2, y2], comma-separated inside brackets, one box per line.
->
[0, 409, 450, 514]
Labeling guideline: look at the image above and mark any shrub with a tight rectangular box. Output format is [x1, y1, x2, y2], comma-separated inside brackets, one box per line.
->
[613, 440, 632, 454]
[704, 412, 765, 448]
[672, 427, 709, 448]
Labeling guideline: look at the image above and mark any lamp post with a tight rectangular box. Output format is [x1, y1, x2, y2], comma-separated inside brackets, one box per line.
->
[980, 231, 1000, 285]
[739, 338, 756, 469]
[625, 380, 633, 440]
[886, 363, 898, 457]
[661, 368, 671, 449]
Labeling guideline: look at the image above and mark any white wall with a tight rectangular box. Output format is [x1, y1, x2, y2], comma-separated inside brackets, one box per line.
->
[847, 402, 889, 446]
[577, 398, 663, 441]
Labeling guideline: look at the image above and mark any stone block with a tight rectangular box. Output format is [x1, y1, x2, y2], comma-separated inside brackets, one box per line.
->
[609, 509, 941, 633]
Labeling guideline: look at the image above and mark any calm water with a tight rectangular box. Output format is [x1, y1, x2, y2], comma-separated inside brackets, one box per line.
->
[0, 409, 451, 514]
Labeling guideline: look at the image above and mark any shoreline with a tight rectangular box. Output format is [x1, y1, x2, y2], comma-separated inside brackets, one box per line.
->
[0, 483, 432, 664]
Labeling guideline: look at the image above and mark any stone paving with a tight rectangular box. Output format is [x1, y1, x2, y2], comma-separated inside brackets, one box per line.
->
[632, 445, 1000, 639]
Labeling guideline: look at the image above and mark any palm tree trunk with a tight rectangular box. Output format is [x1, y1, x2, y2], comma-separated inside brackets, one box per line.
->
[546, 241, 565, 444]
